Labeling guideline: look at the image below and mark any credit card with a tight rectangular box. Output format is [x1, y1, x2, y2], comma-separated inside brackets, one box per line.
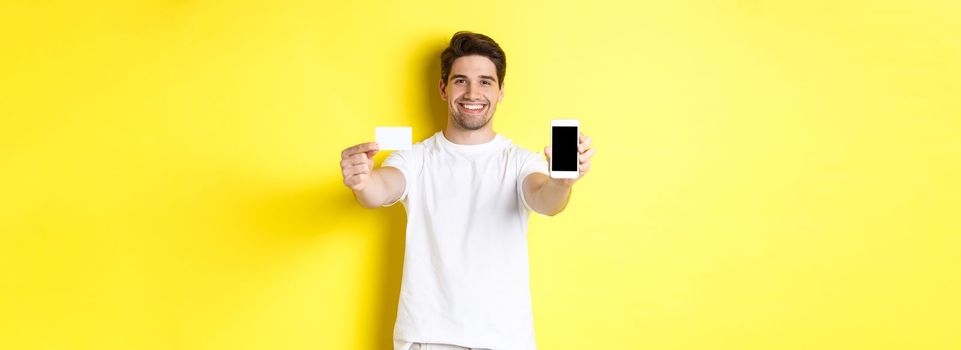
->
[375, 127, 412, 150]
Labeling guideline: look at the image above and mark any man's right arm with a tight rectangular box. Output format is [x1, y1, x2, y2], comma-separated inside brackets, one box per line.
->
[352, 166, 405, 208]
[340, 142, 406, 208]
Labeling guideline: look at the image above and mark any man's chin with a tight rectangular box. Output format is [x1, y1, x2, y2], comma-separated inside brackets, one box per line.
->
[455, 114, 491, 130]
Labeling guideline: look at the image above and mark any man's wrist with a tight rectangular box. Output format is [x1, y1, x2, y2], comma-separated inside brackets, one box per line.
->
[547, 177, 575, 189]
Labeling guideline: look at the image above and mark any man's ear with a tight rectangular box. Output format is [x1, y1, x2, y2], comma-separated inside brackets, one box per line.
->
[498, 84, 504, 103]
[439, 79, 448, 101]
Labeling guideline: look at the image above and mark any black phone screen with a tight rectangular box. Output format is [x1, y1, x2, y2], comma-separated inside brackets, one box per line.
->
[551, 126, 578, 171]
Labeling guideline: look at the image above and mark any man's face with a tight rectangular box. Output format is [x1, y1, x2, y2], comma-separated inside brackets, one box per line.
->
[440, 55, 504, 131]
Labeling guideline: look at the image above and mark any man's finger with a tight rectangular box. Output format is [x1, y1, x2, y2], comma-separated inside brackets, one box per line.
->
[578, 137, 592, 153]
[349, 164, 370, 175]
[578, 148, 596, 163]
[342, 142, 379, 159]
[350, 152, 370, 164]
[344, 173, 369, 190]
[341, 154, 369, 167]
[342, 163, 370, 178]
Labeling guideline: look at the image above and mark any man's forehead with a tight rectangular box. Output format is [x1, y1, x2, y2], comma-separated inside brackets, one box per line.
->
[450, 55, 497, 78]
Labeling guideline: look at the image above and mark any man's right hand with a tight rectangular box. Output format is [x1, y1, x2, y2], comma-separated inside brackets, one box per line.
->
[340, 142, 379, 192]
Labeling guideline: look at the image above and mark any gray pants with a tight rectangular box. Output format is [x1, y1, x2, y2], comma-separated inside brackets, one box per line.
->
[411, 343, 491, 350]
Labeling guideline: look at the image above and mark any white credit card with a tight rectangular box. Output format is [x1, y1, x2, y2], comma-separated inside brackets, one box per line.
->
[375, 127, 412, 150]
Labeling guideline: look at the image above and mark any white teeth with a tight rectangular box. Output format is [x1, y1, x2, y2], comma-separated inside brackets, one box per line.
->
[462, 104, 484, 110]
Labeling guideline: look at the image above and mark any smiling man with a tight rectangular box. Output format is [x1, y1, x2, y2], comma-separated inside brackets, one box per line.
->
[339, 31, 595, 350]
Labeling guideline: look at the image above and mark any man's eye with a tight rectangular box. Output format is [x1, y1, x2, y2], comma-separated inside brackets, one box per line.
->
[455, 79, 465, 84]
[482, 80, 491, 85]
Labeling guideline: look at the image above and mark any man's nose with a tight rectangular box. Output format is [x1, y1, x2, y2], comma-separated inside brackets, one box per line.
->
[464, 83, 480, 99]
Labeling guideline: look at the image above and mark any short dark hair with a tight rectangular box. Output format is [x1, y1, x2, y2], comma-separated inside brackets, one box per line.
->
[440, 31, 506, 87]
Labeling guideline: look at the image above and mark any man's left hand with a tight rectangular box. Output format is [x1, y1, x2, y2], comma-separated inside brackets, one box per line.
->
[544, 132, 594, 187]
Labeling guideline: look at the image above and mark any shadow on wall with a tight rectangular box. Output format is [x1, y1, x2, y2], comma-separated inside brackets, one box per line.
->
[241, 34, 450, 350]
[371, 35, 451, 349]
[421, 35, 452, 138]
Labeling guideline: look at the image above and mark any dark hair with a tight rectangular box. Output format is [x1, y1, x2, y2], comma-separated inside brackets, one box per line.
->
[440, 31, 506, 87]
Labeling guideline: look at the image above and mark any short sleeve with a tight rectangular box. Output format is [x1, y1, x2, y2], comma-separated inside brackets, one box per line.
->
[517, 149, 549, 214]
[381, 150, 412, 207]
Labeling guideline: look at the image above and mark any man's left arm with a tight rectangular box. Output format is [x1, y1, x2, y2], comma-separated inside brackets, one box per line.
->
[523, 132, 595, 216]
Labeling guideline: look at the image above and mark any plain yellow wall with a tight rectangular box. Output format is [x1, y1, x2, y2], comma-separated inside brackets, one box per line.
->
[2, 1, 959, 349]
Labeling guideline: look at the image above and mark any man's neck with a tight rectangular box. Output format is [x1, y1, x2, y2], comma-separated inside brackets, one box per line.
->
[443, 123, 496, 145]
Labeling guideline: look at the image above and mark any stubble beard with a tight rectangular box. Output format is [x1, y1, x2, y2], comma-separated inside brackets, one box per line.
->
[451, 106, 493, 131]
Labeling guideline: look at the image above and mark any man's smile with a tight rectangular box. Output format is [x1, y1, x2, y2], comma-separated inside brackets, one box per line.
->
[457, 102, 488, 115]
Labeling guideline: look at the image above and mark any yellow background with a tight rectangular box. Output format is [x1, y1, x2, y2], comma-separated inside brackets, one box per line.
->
[2, 0, 959, 349]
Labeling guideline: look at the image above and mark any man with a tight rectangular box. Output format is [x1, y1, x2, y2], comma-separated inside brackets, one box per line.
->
[339, 31, 595, 350]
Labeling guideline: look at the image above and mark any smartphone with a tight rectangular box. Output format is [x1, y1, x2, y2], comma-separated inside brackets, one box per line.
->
[550, 119, 579, 179]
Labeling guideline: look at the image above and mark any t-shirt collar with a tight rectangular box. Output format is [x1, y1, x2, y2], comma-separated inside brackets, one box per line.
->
[436, 131, 505, 153]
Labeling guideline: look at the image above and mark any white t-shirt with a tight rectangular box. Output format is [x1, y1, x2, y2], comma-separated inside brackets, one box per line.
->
[383, 131, 548, 350]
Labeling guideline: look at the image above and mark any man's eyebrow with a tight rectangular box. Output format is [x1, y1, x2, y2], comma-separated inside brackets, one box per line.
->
[449, 74, 498, 83]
